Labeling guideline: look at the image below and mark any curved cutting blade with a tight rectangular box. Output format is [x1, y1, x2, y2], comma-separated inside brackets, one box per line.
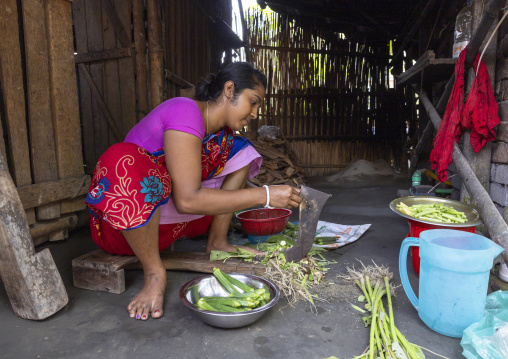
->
[282, 186, 331, 262]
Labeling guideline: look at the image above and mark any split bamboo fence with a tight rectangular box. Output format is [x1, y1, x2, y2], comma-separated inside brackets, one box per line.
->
[245, 8, 409, 177]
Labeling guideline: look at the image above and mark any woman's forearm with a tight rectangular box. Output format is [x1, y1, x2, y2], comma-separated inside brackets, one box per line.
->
[173, 186, 266, 215]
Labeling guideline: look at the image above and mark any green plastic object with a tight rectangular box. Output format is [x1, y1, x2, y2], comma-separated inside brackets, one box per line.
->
[461, 290, 508, 358]
[435, 188, 453, 194]
[412, 170, 422, 186]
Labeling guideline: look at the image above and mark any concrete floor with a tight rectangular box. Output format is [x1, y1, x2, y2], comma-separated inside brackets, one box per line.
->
[0, 176, 466, 359]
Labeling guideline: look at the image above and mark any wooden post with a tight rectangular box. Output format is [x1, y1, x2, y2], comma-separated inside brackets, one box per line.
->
[0, 151, 68, 320]
[0, 0, 36, 224]
[460, 0, 498, 205]
[21, 0, 61, 220]
[133, 0, 149, 119]
[147, 0, 163, 109]
[45, 0, 86, 214]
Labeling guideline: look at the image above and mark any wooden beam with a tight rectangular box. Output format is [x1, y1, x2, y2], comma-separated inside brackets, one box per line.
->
[72, 249, 266, 294]
[249, 44, 391, 59]
[75, 47, 131, 64]
[0, 150, 68, 320]
[0, 0, 36, 224]
[0, 0, 32, 187]
[147, 0, 163, 109]
[100, 0, 131, 48]
[45, 0, 85, 182]
[133, 0, 149, 119]
[114, 0, 137, 137]
[21, 0, 61, 220]
[164, 69, 194, 88]
[392, 0, 438, 64]
[17, 175, 91, 210]
[30, 214, 78, 239]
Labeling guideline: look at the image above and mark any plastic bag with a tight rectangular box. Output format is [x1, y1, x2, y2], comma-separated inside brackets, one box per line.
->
[453, 5, 472, 58]
[461, 290, 508, 359]
[257, 125, 280, 140]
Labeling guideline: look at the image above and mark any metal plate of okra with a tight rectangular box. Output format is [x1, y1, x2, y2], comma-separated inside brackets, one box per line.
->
[389, 196, 483, 228]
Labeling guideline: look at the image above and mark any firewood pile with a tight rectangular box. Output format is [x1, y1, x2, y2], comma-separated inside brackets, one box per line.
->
[243, 132, 306, 187]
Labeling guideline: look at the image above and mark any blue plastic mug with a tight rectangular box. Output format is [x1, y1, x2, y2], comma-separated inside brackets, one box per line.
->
[399, 229, 504, 338]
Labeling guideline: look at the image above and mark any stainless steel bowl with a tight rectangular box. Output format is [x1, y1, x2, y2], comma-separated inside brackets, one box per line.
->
[179, 273, 280, 328]
[389, 196, 483, 227]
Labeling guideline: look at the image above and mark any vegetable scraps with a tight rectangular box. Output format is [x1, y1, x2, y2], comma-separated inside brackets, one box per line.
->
[396, 202, 467, 224]
[210, 221, 335, 307]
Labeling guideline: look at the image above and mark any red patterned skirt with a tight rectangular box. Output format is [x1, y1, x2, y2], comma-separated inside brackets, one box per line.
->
[86, 128, 251, 255]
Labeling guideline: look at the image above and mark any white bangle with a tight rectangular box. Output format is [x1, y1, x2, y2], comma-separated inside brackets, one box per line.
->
[263, 185, 274, 209]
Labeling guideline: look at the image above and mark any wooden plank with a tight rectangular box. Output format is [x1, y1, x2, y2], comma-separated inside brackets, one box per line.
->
[0, 0, 35, 224]
[17, 175, 90, 210]
[60, 195, 86, 214]
[164, 69, 194, 88]
[102, 0, 123, 144]
[48, 229, 68, 242]
[0, 150, 68, 320]
[45, 0, 84, 180]
[78, 63, 122, 142]
[21, 0, 61, 220]
[114, 0, 137, 135]
[147, 0, 164, 109]
[72, 249, 266, 294]
[72, 0, 95, 175]
[100, 0, 130, 47]
[0, 102, 6, 161]
[25, 209, 36, 226]
[74, 47, 131, 64]
[29, 214, 78, 239]
[0, 0, 32, 187]
[133, 0, 149, 119]
[85, 0, 108, 170]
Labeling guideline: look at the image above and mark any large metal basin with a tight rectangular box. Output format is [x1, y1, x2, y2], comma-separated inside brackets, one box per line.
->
[179, 273, 280, 329]
[389, 196, 483, 228]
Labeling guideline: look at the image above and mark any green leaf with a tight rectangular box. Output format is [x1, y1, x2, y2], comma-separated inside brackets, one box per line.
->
[391, 342, 409, 359]
[358, 295, 366, 302]
[413, 346, 425, 359]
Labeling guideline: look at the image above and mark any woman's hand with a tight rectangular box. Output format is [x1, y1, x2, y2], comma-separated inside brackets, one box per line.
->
[267, 185, 302, 209]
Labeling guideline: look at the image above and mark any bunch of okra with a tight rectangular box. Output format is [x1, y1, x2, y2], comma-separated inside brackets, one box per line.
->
[196, 268, 271, 312]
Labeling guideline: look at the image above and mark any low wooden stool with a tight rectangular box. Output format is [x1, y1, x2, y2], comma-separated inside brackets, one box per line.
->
[72, 249, 266, 294]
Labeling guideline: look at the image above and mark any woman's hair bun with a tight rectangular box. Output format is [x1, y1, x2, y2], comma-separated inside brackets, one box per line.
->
[194, 62, 267, 102]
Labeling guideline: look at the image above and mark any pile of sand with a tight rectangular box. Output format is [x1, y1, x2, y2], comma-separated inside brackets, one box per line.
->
[326, 159, 396, 182]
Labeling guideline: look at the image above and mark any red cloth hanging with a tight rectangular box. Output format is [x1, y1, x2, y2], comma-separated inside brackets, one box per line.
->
[430, 46, 500, 182]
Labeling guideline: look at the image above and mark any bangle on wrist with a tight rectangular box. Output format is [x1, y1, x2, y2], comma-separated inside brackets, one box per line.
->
[263, 185, 274, 209]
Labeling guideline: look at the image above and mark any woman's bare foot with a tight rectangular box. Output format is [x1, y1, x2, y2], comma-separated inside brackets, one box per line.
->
[206, 241, 264, 255]
[127, 267, 166, 320]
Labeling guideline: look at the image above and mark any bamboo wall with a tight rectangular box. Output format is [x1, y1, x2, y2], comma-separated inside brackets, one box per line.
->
[245, 8, 406, 177]
[0, 0, 87, 245]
